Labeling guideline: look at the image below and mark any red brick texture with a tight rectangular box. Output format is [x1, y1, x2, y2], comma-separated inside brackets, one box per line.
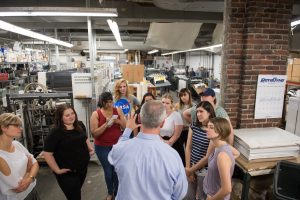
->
[221, 0, 293, 128]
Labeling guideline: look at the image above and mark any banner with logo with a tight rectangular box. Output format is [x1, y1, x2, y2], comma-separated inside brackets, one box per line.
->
[254, 75, 287, 119]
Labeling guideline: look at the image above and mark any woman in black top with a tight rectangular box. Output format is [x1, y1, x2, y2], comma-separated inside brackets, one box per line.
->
[43, 104, 94, 200]
[133, 92, 156, 136]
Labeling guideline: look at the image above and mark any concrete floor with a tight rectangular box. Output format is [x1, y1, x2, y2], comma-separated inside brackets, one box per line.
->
[36, 162, 107, 200]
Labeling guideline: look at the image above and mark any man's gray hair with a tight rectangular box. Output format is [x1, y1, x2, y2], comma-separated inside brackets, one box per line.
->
[140, 100, 166, 128]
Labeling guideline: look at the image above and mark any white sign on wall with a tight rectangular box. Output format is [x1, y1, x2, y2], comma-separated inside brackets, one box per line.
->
[254, 75, 287, 119]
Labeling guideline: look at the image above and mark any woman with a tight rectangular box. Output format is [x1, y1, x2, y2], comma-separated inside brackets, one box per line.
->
[203, 117, 235, 200]
[133, 92, 156, 136]
[0, 113, 40, 200]
[183, 88, 234, 145]
[90, 92, 126, 200]
[175, 88, 195, 158]
[160, 93, 184, 162]
[43, 104, 94, 200]
[113, 79, 140, 116]
[184, 101, 215, 200]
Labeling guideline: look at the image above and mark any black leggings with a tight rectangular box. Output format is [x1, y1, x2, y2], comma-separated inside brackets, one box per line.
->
[55, 168, 87, 200]
[162, 136, 185, 166]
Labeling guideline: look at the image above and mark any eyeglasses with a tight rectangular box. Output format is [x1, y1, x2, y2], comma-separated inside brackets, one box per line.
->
[9, 124, 22, 128]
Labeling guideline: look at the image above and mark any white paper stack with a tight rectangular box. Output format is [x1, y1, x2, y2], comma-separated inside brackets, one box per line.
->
[234, 127, 300, 161]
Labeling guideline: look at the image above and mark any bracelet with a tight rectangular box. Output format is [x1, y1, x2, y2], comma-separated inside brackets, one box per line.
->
[29, 175, 35, 182]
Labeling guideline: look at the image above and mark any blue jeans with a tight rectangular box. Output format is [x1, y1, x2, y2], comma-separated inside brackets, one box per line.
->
[95, 145, 118, 196]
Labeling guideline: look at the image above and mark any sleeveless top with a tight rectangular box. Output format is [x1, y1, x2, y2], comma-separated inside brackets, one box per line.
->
[190, 123, 209, 166]
[203, 144, 235, 200]
[0, 141, 36, 200]
[94, 108, 122, 146]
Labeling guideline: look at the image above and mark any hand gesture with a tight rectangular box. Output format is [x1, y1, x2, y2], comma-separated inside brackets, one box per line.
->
[187, 174, 195, 183]
[185, 167, 192, 177]
[13, 176, 32, 193]
[89, 148, 95, 156]
[126, 114, 141, 131]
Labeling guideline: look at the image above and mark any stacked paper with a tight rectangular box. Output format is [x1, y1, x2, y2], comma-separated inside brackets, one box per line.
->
[234, 127, 300, 161]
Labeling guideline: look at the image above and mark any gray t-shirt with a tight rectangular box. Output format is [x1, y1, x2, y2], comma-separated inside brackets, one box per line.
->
[190, 105, 229, 122]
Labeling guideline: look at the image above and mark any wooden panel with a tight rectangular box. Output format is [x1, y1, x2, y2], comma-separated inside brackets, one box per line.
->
[121, 64, 144, 83]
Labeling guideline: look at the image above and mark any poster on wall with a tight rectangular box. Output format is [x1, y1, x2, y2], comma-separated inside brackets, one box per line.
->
[254, 75, 287, 119]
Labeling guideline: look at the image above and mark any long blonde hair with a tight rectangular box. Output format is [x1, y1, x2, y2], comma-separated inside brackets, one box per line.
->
[114, 79, 131, 101]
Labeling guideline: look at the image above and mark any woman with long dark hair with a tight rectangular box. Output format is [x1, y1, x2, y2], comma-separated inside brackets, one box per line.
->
[43, 104, 94, 200]
[175, 88, 195, 164]
[184, 101, 215, 200]
[133, 92, 156, 136]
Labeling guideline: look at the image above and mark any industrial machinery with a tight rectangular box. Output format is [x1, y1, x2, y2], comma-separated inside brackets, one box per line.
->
[5, 82, 72, 156]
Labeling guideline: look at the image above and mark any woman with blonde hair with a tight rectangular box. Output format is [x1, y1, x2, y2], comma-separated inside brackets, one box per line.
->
[160, 93, 184, 163]
[113, 79, 140, 116]
[0, 113, 40, 200]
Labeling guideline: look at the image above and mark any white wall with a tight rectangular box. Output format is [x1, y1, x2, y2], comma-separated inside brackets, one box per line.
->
[185, 51, 222, 81]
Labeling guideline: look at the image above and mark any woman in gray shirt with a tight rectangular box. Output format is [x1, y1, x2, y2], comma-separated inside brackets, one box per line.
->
[203, 117, 235, 200]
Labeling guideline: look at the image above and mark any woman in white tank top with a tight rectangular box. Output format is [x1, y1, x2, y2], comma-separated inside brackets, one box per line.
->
[0, 113, 40, 200]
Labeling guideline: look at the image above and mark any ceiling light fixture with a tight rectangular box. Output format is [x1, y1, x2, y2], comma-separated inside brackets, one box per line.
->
[147, 49, 159, 54]
[83, 49, 128, 53]
[107, 19, 123, 47]
[0, 20, 73, 48]
[0, 7, 118, 17]
[161, 44, 222, 56]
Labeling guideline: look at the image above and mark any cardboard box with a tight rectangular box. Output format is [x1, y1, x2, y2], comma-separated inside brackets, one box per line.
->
[291, 76, 300, 82]
[121, 64, 144, 83]
[287, 64, 293, 80]
[292, 64, 300, 77]
[293, 58, 300, 65]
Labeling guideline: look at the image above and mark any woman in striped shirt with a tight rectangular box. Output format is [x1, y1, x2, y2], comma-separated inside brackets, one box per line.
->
[184, 101, 216, 200]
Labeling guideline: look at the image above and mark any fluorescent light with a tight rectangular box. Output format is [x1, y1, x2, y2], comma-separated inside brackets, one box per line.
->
[83, 49, 128, 53]
[0, 7, 117, 17]
[25, 48, 44, 53]
[148, 49, 159, 54]
[107, 19, 122, 47]
[0, 20, 73, 48]
[291, 20, 300, 27]
[162, 44, 222, 56]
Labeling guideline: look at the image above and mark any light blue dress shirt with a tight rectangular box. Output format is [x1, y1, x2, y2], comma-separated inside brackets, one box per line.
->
[108, 128, 188, 200]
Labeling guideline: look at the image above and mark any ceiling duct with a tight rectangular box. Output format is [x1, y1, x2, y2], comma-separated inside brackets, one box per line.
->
[145, 22, 202, 50]
[152, 0, 224, 12]
[211, 23, 223, 45]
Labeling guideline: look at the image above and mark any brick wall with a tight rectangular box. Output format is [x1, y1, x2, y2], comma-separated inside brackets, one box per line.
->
[221, 0, 293, 128]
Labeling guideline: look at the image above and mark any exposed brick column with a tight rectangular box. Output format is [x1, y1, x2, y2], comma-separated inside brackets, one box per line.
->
[221, 0, 293, 128]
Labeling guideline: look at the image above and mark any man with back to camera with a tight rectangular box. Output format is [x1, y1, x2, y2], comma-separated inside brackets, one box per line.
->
[108, 100, 188, 200]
